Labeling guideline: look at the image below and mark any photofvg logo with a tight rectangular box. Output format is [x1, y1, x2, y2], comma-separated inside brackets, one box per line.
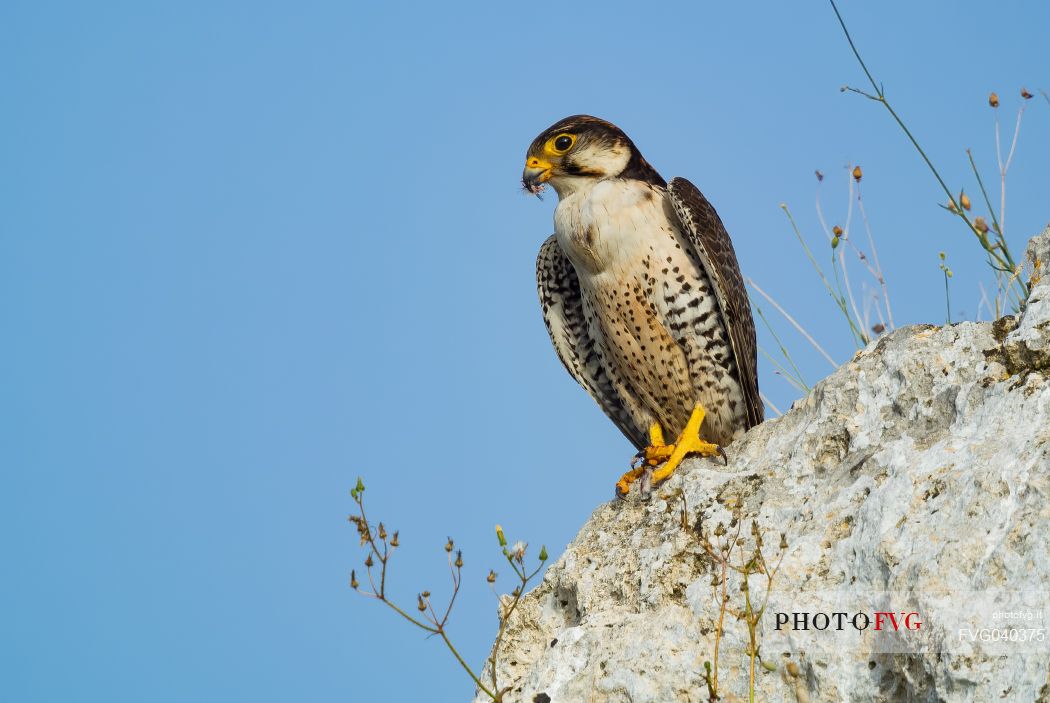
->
[758, 590, 1049, 655]
[774, 610, 922, 632]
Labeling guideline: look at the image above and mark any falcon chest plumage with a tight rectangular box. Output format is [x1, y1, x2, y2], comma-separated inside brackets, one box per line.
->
[553, 179, 744, 445]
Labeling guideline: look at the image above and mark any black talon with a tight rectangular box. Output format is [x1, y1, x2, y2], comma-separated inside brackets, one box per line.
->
[717, 445, 728, 466]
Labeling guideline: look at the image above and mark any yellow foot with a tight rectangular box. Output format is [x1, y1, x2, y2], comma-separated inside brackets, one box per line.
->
[615, 403, 727, 497]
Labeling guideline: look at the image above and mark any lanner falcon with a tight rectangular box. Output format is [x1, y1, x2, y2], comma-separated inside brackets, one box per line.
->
[523, 115, 762, 496]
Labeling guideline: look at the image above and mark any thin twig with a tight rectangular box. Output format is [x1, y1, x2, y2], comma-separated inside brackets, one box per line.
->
[760, 392, 783, 418]
[747, 278, 838, 368]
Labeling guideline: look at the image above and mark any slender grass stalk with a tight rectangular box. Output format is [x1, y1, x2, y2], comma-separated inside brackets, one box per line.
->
[760, 392, 783, 418]
[780, 204, 868, 346]
[854, 189, 894, 329]
[828, 0, 1028, 300]
[758, 346, 808, 394]
[747, 278, 837, 369]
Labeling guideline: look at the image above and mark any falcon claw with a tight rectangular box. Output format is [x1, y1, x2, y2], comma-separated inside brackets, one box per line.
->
[717, 445, 728, 466]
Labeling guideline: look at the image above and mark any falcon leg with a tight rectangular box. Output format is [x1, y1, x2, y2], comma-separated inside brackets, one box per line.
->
[615, 403, 725, 497]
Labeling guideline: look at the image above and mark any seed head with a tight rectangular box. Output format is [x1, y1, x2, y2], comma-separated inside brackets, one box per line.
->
[390, 531, 399, 548]
[417, 594, 427, 612]
[1021, 87, 1033, 100]
[852, 165, 863, 182]
[780, 532, 788, 550]
[378, 522, 387, 540]
[832, 225, 843, 236]
[445, 537, 454, 553]
[455, 550, 463, 569]
[350, 570, 359, 590]
[487, 570, 497, 584]
[959, 192, 971, 211]
[989, 92, 999, 108]
[974, 216, 990, 234]
[815, 170, 824, 182]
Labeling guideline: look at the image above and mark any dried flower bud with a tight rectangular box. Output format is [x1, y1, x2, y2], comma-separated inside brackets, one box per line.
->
[495, 525, 506, 547]
[512, 586, 521, 598]
[872, 323, 885, 334]
[740, 579, 749, 592]
[852, 165, 863, 182]
[378, 522, 387, 540]
[750, 521, 760, 536]
[832, 225, 843, 236]
[455, 550, 463, 569]
[445, 537, 454, 553]
[959, 192, 971, 211]
[422, 590, 430, 598]
[989, 92, 999, 108]
[487, 570, 497, 583]
[350, 570, 359, 589]
[714, 522, 726, 537]
[364, 554, 374, 568]
[1021, 87, 1033, 100]
[417, 594, 426, 612]
[780, 533, 788, 550]
[947, 200, 958, 213]
[815, 170, 824, 182]
[390, 531, 399, 547]
[974, 216, 990, 234]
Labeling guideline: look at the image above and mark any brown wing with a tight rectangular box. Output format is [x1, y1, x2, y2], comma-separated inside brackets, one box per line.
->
[666, 178, 763, 429]
[536, 235, 647, 449]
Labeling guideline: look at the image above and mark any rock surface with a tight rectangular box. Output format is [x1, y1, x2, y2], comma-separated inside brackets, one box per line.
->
[477, 229, 1050, 703]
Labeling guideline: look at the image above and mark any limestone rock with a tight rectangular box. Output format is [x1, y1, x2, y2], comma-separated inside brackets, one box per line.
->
[477, 228, 1050, 703]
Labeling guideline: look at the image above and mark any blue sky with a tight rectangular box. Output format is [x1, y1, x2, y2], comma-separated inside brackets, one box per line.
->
[2, 1, 1047, 701]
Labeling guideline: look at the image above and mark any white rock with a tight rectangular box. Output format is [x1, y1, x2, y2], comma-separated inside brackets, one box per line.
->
[476, 228, 1050, 703]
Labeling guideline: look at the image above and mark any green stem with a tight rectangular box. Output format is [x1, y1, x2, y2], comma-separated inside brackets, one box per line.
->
[440, 629, 496, 700]
[829, 0, 1028, 300]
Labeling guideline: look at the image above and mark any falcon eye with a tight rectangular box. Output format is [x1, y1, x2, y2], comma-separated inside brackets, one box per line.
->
[548, 134, 576, 154]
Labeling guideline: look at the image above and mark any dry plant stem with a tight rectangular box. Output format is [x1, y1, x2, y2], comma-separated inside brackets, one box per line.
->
[814, 176, 892, 333]
[759, 392, 783, 418]
[350, 489, 498, 700]
[829, 0, 1028, 300]
[747, 278, 837, 369]
[781, 204, 868, 346]
[728, 527, 785, 703]
[698, 516, 743, 701]
[758, 344, 808, 394]
[837, 177, 868, 341]
[855, 189, 895, 329]
[995, 105, 1025, 237]
[489, 556, 545, 699]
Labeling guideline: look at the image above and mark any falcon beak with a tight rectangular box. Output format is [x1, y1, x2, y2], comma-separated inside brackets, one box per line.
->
[522, 156, 554, 194]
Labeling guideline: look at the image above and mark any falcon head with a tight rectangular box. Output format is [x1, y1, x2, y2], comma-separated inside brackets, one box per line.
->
[522, 115, 665, 199]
